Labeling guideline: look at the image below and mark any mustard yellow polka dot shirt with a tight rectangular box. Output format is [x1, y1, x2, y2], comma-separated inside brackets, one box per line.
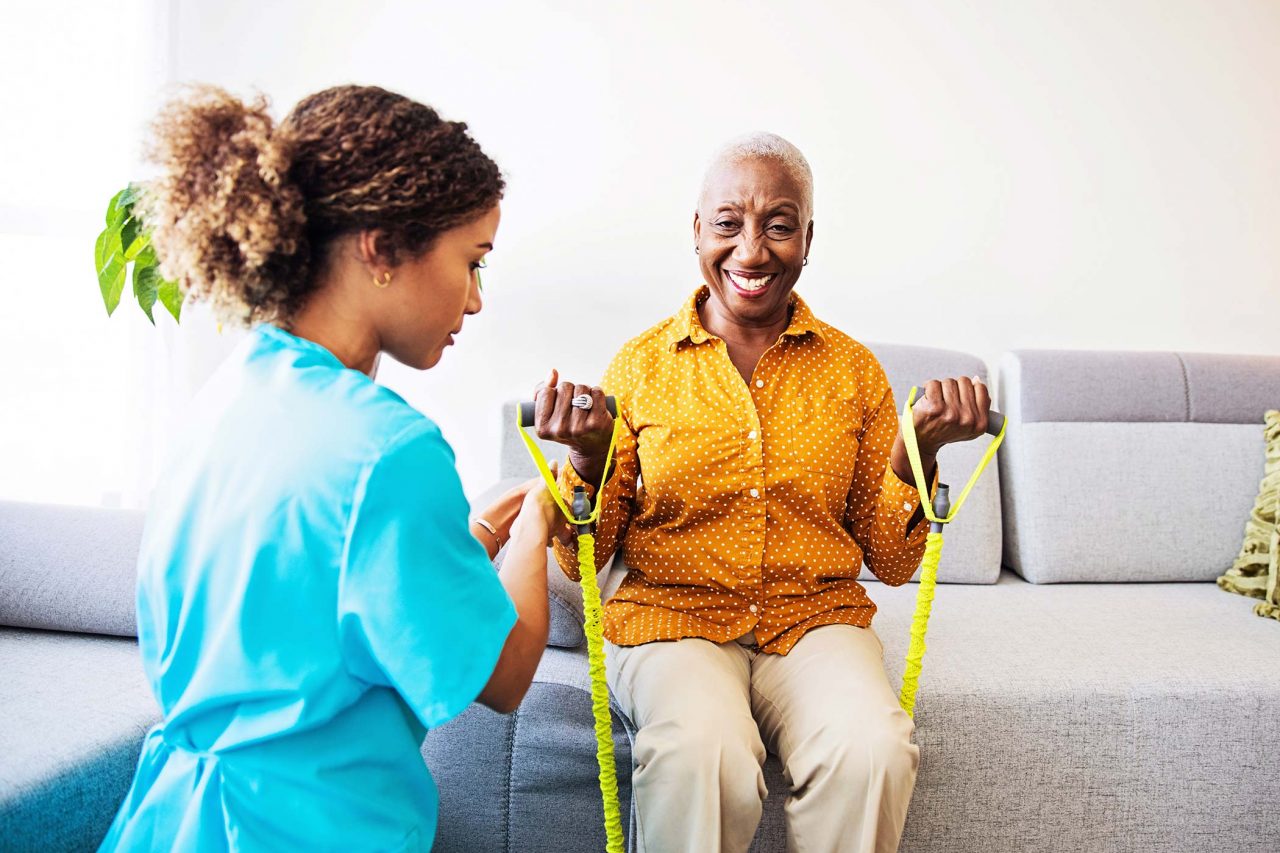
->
[554, 287, 937, 655]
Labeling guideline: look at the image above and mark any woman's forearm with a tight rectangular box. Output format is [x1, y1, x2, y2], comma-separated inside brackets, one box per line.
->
[890, 438, 936, 490]
[890, 441, 936, 537]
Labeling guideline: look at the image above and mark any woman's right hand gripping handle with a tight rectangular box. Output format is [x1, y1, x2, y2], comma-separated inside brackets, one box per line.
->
[530, 368, 616, 487]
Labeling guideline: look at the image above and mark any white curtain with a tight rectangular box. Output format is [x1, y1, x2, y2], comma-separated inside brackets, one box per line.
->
[0, 0, 236, 509]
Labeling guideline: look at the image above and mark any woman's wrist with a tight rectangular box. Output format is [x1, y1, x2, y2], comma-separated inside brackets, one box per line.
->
[568, 450, 610, 488]
[890, 440, 936, 489]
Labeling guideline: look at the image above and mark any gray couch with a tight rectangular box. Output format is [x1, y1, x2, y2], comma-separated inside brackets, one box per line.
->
[3, 346, 1279, 852]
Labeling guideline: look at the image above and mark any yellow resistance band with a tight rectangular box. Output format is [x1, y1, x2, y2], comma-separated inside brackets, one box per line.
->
[896, 387, 1007, 718]
[898, 531, 944, 719]
[516, 407, 625, 853]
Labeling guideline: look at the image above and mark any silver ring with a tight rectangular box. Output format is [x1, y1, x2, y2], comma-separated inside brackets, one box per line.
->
[571, 394, 594, 411]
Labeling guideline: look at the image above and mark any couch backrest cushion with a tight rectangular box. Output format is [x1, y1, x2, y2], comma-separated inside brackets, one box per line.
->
[0, 501, 143, 636]
[998, 349, 1280, 583]
[500, 341, 1004, 584]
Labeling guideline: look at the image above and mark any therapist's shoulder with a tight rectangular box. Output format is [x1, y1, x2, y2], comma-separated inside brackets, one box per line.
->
[355, 411, 466, 506]
[374, 408, 453, 469]
[324, 375, 455, 472]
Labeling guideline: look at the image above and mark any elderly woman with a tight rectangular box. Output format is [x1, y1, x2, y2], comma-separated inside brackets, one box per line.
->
[534, 134, 989, 853]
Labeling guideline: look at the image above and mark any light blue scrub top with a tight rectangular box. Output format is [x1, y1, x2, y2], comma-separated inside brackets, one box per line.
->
[99, 325, 516, 852]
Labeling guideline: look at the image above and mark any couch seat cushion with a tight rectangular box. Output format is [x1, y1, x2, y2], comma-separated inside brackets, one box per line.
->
[0, 628, 159, 851]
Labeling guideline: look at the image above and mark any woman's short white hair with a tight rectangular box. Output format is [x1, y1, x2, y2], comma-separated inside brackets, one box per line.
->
[700, 132, 814, 217]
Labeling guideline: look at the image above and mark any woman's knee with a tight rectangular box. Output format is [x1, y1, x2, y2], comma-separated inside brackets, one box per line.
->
[634, 714, 765, 803]
[861, 718, 919, 781]
[791, 713, 919, 788]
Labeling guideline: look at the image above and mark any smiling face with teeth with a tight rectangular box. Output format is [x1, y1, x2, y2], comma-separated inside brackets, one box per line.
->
[693, 155, 814, 337]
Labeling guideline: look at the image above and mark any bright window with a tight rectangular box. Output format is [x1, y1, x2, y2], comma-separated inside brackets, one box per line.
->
[0, 0, 170, 507]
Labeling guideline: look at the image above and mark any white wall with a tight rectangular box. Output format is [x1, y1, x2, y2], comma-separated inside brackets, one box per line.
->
[12, 0, 1279, 504]
[0, 0, 174, 507]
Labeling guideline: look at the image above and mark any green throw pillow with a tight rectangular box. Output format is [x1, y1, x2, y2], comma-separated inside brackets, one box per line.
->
[1218, 410, 1280, 621]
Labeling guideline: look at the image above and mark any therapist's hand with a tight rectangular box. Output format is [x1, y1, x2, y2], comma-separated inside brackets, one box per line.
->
[510, 474, 565, 549]
[475, 464, 561, 557]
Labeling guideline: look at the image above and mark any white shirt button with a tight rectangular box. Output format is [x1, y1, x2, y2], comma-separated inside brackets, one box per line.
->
[748, 430, 757, 440]
[903, 501, 912, 512]
[750, 488, 760, 498]
[755, 379, 764, 388]
[749, 604, 758, 613]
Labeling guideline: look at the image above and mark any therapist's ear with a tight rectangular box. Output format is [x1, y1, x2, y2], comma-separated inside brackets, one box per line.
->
[355, 228, 398, 268]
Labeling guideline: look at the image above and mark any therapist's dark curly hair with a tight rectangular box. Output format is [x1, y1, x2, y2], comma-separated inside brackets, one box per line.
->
[140, 84, 505, 326]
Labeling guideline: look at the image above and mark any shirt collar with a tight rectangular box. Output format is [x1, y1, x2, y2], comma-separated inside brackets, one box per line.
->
[666, 286, 826, 351]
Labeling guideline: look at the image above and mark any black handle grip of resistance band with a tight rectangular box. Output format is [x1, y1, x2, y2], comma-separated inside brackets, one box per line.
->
[519, 396, 618, 428]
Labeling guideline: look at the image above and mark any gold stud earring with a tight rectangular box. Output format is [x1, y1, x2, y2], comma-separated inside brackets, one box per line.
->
[373, 271, 393, 288]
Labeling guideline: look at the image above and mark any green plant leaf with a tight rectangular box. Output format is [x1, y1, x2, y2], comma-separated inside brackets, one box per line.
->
[105, 188, 130, 229]
[118, 183, 141, 209]
[97, 184, 184, 325]
[120, 216, 144, 261]
[96, 229, 126, 315]
[102, 263, 127, 316]
[138, 244, 184, 322]
[94, 228, 110, 280]
[157, 278, 183, 322]
[133, 259, 160, 324]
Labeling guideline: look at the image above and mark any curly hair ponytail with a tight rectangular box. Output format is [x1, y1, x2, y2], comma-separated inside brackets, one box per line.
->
[141, 84, 504, 326]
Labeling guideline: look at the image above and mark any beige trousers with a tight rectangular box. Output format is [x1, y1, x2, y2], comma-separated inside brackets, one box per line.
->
[606, 624, 919, 853]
